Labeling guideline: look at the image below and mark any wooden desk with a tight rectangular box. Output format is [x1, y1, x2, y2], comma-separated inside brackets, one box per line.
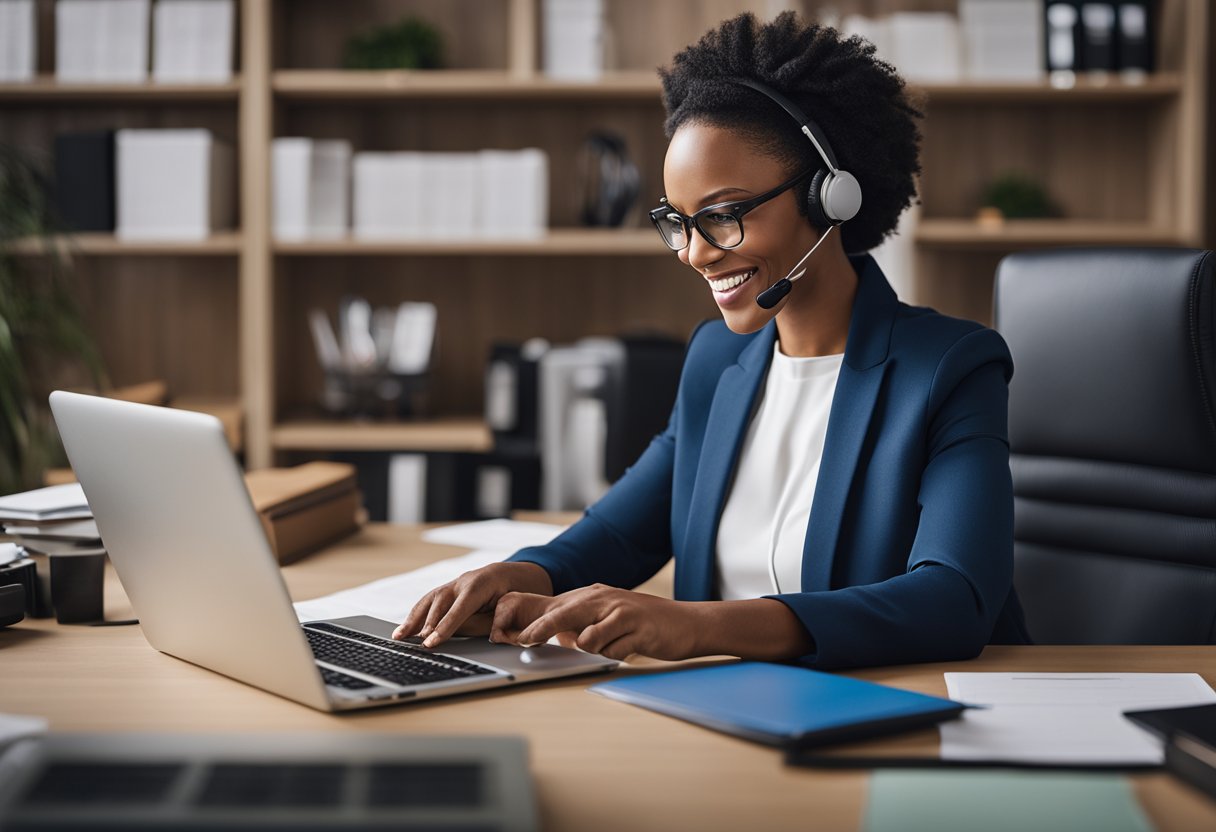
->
[3, 524, 1215, 832]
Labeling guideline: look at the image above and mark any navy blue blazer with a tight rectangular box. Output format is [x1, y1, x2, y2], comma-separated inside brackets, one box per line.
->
[509, 254, 1030, 669]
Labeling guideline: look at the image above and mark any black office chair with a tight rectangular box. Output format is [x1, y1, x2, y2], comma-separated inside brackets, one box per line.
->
[994, 248, 1216, 644]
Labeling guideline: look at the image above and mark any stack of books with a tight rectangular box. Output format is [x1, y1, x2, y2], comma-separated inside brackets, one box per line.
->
[243, 462, 364, 566]
[116, 128, 236, 240]
[273, 138, 352, 241]
[56, 0, 150, 84]
[543, 0, 605, 80]
[0, 483, 104, 556]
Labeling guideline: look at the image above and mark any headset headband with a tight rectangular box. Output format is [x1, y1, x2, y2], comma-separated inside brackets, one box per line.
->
[732, 78, 841, 173]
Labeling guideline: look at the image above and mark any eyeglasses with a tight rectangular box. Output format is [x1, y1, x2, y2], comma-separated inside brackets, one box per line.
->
[648, 169, 814, 252]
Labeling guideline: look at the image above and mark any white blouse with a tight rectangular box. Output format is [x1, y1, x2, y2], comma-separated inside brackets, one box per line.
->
[715, 343, 843, 600]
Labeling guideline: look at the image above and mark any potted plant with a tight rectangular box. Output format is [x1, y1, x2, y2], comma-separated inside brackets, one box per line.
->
[0, 143, 106, 494]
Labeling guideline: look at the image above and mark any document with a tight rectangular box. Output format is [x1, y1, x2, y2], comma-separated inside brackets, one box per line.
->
[941, 672, 1216, 765]
[292, 549, 509, 624]
[864, 770, 1152, 832]
[420, 519, 567, 552]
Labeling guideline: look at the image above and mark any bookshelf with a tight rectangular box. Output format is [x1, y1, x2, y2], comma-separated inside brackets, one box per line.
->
[2, 0, 1210, 473]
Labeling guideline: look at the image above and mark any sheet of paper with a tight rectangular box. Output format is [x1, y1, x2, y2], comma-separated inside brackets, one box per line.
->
[293, 549, 510, 624]
[421, 519, 567, 552]
[941, 672, 1216, 764]
[0, 713, 48, 749]
[0, 483, 90, 520]
[864, 770, 1152, 832]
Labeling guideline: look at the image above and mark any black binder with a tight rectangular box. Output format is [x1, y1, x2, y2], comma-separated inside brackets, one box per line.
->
[1124, 702, 1216, 800]
[52, 130, 116, 232]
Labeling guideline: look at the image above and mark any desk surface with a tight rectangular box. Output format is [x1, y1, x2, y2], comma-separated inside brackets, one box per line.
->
[2, 523, 1215, 832]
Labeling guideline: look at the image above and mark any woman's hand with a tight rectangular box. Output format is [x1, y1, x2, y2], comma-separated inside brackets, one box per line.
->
[490, 584, 702, 662]
[393, 561, 553, 648]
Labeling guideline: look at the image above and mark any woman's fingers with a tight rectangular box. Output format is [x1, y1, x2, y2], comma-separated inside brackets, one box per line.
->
[423, 586, 494, 648]
[393, 589, 439, 639]
[490, 592, 553, 644]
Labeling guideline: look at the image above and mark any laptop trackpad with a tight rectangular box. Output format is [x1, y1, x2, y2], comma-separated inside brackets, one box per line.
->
[320, 615, 613, 675]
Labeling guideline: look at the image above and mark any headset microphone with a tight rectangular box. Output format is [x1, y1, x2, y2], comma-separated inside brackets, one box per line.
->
[755, 225, 836, 309]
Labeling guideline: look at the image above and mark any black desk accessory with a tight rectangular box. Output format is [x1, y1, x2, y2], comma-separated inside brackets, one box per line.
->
[1125, 702, 1216, 800]
[0, 583, 24, 628]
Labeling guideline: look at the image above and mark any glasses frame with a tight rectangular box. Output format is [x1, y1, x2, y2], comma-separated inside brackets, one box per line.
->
[649, 168, 815, 252]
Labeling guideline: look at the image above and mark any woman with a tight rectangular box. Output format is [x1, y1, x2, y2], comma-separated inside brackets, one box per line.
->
[394, 12, 1030, 669]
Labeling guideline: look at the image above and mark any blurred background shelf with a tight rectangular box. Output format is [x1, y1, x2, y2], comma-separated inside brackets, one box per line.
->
[274, 229, 666, 256]
[272, 418, 493, 453]
[273, 69, 662, 101]
[914, 220, 1186, 250]
[0, 76, 242, 103]
[10, 232, 243, 256]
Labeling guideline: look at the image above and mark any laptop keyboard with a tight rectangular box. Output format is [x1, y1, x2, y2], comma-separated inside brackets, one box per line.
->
[304, 623, 498, 688]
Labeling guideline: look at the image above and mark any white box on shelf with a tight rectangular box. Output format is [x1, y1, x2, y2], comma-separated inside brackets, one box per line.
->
[273, 138, 351, 241]
[152, 0, 234, 83]
[352, 152, 425, 240]
[478, 149, 549, 239]
[959, 0, 1043, 81]
[423, 153, 478, 239]
[886, 12, 963, 84]
[0, 0, 36, 82]
[115, 128, 234, 240]
[542, 0, 604, 80]
[56, 0, 150, 83]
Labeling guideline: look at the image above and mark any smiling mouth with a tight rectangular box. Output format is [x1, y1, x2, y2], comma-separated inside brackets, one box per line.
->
[707, 269, 756, 293]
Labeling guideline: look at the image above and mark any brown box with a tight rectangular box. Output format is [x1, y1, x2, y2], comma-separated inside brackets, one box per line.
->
[243, 462, 363, 565]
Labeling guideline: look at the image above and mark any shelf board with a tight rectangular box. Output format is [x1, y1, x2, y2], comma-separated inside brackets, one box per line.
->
[8, 232, 242, 256]
[272, 417, 493, 453]
[272, 69, 1183, 104]
[274, 228, 667, 256]
[0, 75, 242, 102]
[915, 73, 1182, 103]
[915, 219, 1186, 250]
[273, 69, 663, 100]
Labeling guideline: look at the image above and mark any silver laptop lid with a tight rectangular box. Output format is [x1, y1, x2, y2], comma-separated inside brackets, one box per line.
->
[49, 391, 331, 711]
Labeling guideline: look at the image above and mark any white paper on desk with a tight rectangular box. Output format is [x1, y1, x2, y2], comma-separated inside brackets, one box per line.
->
[941, 672, 1216, 765]
[292, 549, 511, 624]
[0, 713, 47, 750]
[421, 519, 568, 552]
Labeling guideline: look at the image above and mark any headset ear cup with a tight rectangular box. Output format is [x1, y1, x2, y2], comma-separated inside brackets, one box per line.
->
[805, 168, 832, 229]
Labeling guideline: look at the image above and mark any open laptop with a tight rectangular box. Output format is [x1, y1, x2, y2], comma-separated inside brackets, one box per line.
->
[48, 390, 617, 712]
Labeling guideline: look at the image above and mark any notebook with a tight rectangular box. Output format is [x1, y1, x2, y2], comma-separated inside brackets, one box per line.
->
[588, 662, 967, 748]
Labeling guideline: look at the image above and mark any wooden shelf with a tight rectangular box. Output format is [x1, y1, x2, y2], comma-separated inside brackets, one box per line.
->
[915, 219, 1186, 250]
[0, 75, 241, 102]
[273, 69, 663, 101]
[272, 417, 493, 453]
[271, 69, 1184, 105]
[915, 73, 1182, 103]
[274, 229, 666, 256]
[8, 232, 242, 256]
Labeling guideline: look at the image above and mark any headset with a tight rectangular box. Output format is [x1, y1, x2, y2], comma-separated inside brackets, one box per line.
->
[731, 78, 862, 309]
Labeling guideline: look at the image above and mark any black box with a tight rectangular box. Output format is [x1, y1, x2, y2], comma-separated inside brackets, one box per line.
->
[52, 130, 116, 232]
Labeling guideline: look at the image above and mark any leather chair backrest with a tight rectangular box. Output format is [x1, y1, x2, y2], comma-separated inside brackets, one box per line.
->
[994, 248, 1216, 644]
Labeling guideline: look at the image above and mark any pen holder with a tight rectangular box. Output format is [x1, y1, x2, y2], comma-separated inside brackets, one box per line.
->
[49, 551, 106, 624]
[321, 369, 431, 420]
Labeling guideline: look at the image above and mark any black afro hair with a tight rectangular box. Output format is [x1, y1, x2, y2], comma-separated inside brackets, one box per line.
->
[658, 11, 922, 253]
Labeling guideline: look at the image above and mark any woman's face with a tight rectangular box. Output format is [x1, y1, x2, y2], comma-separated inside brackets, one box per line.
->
[662, 123, 819, 334]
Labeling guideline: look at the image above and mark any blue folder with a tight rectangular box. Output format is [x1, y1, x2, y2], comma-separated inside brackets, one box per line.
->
[589, 662, 967, 748]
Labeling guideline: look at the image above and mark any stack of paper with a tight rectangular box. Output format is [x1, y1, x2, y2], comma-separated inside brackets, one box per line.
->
[959, 0, 1043, 81]
[353, 150, 549, 240]
[152, 0, 234, 83]
[543, 0, 605, 80]
[0, 485, 103, 557]
[273, 138, 351, 240]
[116, 128, 235, 240]
[56, 0, 150, 83]
[0, 0, 35, 82]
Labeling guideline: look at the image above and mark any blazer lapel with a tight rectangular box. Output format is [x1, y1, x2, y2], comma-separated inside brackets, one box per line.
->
[677, 322, 777, 601]
[802, 255, 899, 591]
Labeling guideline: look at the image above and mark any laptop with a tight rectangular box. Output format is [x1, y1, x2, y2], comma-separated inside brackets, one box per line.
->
[48, 390, 617, 712]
